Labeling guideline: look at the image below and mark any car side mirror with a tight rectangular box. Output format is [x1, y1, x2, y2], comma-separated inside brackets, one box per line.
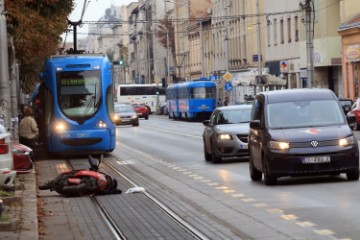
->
[203, 120, 210, 126]
[250, 120, 261, 129]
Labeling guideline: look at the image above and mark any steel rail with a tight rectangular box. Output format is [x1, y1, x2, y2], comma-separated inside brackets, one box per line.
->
[102, 160, 209, 240]
[67, 160, 126, 240]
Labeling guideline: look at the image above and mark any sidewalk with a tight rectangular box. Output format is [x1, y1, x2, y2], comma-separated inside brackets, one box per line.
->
[0, 169, 38, 240]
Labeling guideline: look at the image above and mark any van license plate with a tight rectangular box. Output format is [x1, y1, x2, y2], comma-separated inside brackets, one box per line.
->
[302, 156, 330, 164]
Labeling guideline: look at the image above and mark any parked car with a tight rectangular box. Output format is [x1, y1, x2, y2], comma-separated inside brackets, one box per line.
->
[202, 105, 252, 163]
[248, 89, 359, 185]
[113, 104, 139, 127]
[132, 104, 149, 119]
[339, 98, 353, 115]
[349, 98, 360, 130]
[0, 123, 16, 189]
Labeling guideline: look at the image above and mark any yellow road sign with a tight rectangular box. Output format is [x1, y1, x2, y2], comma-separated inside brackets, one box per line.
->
[223, 71, 232, 82]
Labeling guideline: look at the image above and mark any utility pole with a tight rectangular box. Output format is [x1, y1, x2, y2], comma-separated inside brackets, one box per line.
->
[301, 0, 314, 88]
[0, 0, 11, 132]
[9, 36, 18, 141]
[256, 0, 262, 86]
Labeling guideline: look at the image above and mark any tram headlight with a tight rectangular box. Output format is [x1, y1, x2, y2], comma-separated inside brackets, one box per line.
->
[54, 121, 66, 133]
[97, 120, 107, 128]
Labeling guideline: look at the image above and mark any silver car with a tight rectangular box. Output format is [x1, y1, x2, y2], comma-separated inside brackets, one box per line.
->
[202, 105, 252, 163]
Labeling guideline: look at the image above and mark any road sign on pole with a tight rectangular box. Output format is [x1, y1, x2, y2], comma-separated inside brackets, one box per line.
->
[224, 82, 233, 91]
[223, 71, 232, 82]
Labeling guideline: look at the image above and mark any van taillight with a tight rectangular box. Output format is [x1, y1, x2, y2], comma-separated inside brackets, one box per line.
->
[0, 144, 9, 154]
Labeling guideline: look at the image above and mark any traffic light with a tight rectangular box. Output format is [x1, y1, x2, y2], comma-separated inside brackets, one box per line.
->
[113, 60, 124, 65]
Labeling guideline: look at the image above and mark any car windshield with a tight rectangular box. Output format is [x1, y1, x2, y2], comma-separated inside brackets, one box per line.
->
[217, 108, 252, 124]
[266, 100, 345, 128]
[115, 105, 134, 113]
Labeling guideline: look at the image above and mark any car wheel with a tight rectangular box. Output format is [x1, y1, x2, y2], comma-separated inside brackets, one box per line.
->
[263, 158, 277, 185]
[203, 139, 212, 162]
[346, 169, 359, 181]
[211, 140, 222, 163]
[249, 154, 262, 181]
[354, 122, 360, 131]
[145, 115, 149, 120]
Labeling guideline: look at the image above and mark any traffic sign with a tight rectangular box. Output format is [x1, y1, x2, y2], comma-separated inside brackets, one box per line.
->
[209, 75, 218, 81]
[223, 71, 232, 82]
[224, 82, 233, 91]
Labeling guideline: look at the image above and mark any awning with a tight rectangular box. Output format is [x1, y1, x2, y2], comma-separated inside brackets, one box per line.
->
[233, 74, 286, 86]
[265, 74, 287, 86]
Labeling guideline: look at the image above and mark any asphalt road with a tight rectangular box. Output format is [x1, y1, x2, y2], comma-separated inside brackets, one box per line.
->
[112, 115, 360, 240]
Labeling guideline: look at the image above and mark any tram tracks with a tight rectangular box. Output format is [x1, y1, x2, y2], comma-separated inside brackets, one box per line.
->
[67, 157, 207, 240]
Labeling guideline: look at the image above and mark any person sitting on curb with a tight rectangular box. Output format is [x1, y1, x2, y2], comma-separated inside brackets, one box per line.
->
[18, 106, 39, 148]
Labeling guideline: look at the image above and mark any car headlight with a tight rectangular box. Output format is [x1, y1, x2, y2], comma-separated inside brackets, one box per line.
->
[269, 140, 289, 150]
[339, 136, 355, 147]
[113, 115, 119, 120]
[218, 133, 232, 141]
[131, 115, 137, 119]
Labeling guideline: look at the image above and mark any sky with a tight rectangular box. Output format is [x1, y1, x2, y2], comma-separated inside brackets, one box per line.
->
[64, 0, 135, 42]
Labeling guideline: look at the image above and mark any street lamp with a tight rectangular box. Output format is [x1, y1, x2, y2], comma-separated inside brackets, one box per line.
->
[153, 23, 170, 87]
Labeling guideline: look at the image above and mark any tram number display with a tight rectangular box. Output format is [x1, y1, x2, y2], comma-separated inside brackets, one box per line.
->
[60, 77, 98, 86]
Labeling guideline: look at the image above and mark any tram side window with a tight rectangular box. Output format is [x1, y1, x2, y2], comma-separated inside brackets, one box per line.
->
[190, 87, 215, 99]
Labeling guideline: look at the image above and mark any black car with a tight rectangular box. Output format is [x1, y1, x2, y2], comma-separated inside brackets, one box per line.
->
[248, 89, 359, 185]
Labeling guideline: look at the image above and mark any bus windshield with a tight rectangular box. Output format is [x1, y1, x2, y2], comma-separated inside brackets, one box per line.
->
[57, 70, 101, 121]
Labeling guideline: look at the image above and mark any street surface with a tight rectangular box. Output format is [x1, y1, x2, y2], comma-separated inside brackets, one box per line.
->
[35, 115, 360, 240]
[109, 115, 360, 240]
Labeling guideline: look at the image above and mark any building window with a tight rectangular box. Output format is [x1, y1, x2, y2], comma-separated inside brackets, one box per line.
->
[273, 18, 277, 45]
[280, 18, 284, 44]
[295, 16, 299, 42]
[287, 16, 291, 43]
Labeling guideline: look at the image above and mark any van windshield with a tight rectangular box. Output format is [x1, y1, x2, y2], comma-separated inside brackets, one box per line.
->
[266, 100, 345, 128]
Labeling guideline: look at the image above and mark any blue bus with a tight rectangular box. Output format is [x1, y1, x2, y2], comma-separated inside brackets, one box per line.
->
[167, 80, 217, 121]
[37, 54, 116, 155]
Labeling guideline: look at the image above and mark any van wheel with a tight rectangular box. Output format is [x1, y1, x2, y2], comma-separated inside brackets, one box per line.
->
[263, 159, 277, 185]
[211, 141, 222, 163]
[354, 123, 360, 131]
[249, 155, 262, 181]
[346, 169, 359, 181]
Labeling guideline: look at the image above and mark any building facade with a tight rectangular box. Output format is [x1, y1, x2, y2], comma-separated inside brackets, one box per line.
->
[338, 0, 360, 99]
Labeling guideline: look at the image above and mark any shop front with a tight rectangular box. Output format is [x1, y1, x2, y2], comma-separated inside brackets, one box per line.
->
[338, 15, 360, 100]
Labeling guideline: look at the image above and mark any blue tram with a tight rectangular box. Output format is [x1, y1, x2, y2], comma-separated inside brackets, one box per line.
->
[166, 80, 217, 120]
[38, 54, 116, 155]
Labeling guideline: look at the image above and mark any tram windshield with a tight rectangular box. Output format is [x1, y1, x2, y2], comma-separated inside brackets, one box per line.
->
[57, 70, 101, 121]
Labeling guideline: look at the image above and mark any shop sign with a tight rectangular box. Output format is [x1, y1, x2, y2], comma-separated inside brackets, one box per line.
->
[345, 44, 360, 61]
[280, 61, 288, 73]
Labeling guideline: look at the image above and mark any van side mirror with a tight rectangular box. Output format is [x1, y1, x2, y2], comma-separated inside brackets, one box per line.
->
[250, 120, 261, 129]
[203, 120, 210, 126]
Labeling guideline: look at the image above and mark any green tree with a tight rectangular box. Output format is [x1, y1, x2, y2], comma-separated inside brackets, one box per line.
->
[5, 0, 73, 93]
